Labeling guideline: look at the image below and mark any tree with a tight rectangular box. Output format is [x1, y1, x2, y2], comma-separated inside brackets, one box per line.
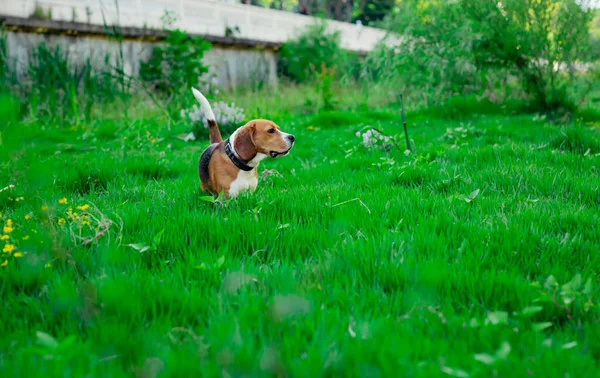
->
[463, 0, 594, 111]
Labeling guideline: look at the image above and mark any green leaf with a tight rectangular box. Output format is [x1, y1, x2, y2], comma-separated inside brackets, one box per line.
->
[474, 353, 495, 365]
[544, 275, 558, 290]
[468, 317, 480, 328]
[463, 189, 480, 203]
[36, 331, 59, 350]
[216, 255, 225, 268]
[519, 306, 543, 317]
[125, 243, 151, 253]
[532, 322, 553, 332]
[58, 335, 77, 351]
[583, 277, 593, 296]
[495, 341, 511, 359]
[561, 341, 577, 350]
[485, 311, 508, 325]
[562, 273, 582, 292]
[152, 229, 165, 247]
[199, 195, 215, 203]
[440, 366, 470, 377]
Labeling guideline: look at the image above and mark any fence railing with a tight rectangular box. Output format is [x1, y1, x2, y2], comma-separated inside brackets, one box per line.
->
[0, 0, 398, 52]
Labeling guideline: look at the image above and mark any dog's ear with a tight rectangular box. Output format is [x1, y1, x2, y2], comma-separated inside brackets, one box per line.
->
[234, 122, 257, 161]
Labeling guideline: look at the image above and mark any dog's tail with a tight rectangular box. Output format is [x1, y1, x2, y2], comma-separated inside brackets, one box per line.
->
[192, 87, 222, 144]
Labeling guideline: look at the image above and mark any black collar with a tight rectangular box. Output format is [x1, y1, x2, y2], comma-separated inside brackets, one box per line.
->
[225, 138, 254, 171]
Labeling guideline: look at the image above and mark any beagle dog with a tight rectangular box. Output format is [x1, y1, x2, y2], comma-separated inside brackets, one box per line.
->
[192, 88, 295, 199]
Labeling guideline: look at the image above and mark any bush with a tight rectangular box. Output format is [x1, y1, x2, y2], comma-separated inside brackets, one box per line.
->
[140, 29, 211, 102]
[377, 1, 481, 106]
[381, 0, 596, 113]
[463, 0, 594, 112]
[279, 22, 358, 83]
[23, 42, 127, 123]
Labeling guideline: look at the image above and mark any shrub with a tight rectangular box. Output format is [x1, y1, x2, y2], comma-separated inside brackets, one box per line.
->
[140, 29, 211, 103]
[463, 0, 594, 112]
[279, 22, 357, 83]
[25, 43, 127, 123]
[380, 0, 596, 113]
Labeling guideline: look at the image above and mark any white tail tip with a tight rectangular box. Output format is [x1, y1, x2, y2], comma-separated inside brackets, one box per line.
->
[191, 87, 215, 121]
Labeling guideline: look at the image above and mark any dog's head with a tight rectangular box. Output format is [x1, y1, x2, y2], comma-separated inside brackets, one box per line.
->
[233, 120, 295, 161]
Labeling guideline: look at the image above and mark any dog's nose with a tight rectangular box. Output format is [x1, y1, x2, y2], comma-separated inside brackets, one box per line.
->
[287, 134, 295, 143]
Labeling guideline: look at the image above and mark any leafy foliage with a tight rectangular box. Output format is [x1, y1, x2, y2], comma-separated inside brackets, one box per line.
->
[463, 0, 594, 112]
[381, 0, 597, 113]
[140, 29, 211, 105]
[279, 22, 355, 83]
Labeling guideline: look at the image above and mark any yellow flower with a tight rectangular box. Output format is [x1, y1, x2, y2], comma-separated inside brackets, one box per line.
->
[0, 235, 8, 241]
[77, 204, 90, 211]
[3, 244, 16, 253]
[13, 252, 23, 258]
[1, 260, 7, 267]
[25, 214, 31, 220]
[3, 226, 13, 234]
[22, 235, 30, 241]
[41, 205, 49, 211]
[58, 218, 66, 226]
[6, 219, 12, 227]
[59, 198, 67, 205]
[82, 220, 91, 226]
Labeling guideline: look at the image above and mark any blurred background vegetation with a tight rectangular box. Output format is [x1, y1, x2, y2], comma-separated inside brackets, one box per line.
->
[1, 0, 598, 127]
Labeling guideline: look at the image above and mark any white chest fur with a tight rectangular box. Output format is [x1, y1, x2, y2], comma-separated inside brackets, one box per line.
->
[229, 169, 258, 198]
[227, 153, 266, 198]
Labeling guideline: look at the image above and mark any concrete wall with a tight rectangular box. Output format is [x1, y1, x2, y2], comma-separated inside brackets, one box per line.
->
[0, 0, 397, 53]
[4, 31, 278, 90]
[0, 0, 398, 89]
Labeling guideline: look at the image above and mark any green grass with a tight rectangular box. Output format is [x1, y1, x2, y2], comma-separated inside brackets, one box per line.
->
[1, 93, 600, 377]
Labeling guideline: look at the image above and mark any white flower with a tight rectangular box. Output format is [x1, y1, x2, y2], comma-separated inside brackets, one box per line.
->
[182, 101, 246, 129]
[357, 128, 393, 149]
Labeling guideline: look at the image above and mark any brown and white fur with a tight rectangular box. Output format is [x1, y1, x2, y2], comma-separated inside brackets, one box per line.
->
[192, 88, 295, 199]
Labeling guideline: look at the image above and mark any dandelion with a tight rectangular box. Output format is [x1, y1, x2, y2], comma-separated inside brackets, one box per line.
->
[0, 235, 8, 241]
[13, 252, 23, 258]
[59, 198, 67, 205]
[1, 260, 7, 267]
[41, 205, 49, 211]
[58, 218, 66, 226]
[3, 225, 13, 234]
[25, 214, 31, 220]
[77, 204, 90, 211]
[3, 244, 16, 253]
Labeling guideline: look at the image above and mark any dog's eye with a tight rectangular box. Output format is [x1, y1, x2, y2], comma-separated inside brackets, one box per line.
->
[267, 128, 275, 134]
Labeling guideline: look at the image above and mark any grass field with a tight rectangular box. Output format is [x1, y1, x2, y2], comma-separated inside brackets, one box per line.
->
[1, 92, 600, 377]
